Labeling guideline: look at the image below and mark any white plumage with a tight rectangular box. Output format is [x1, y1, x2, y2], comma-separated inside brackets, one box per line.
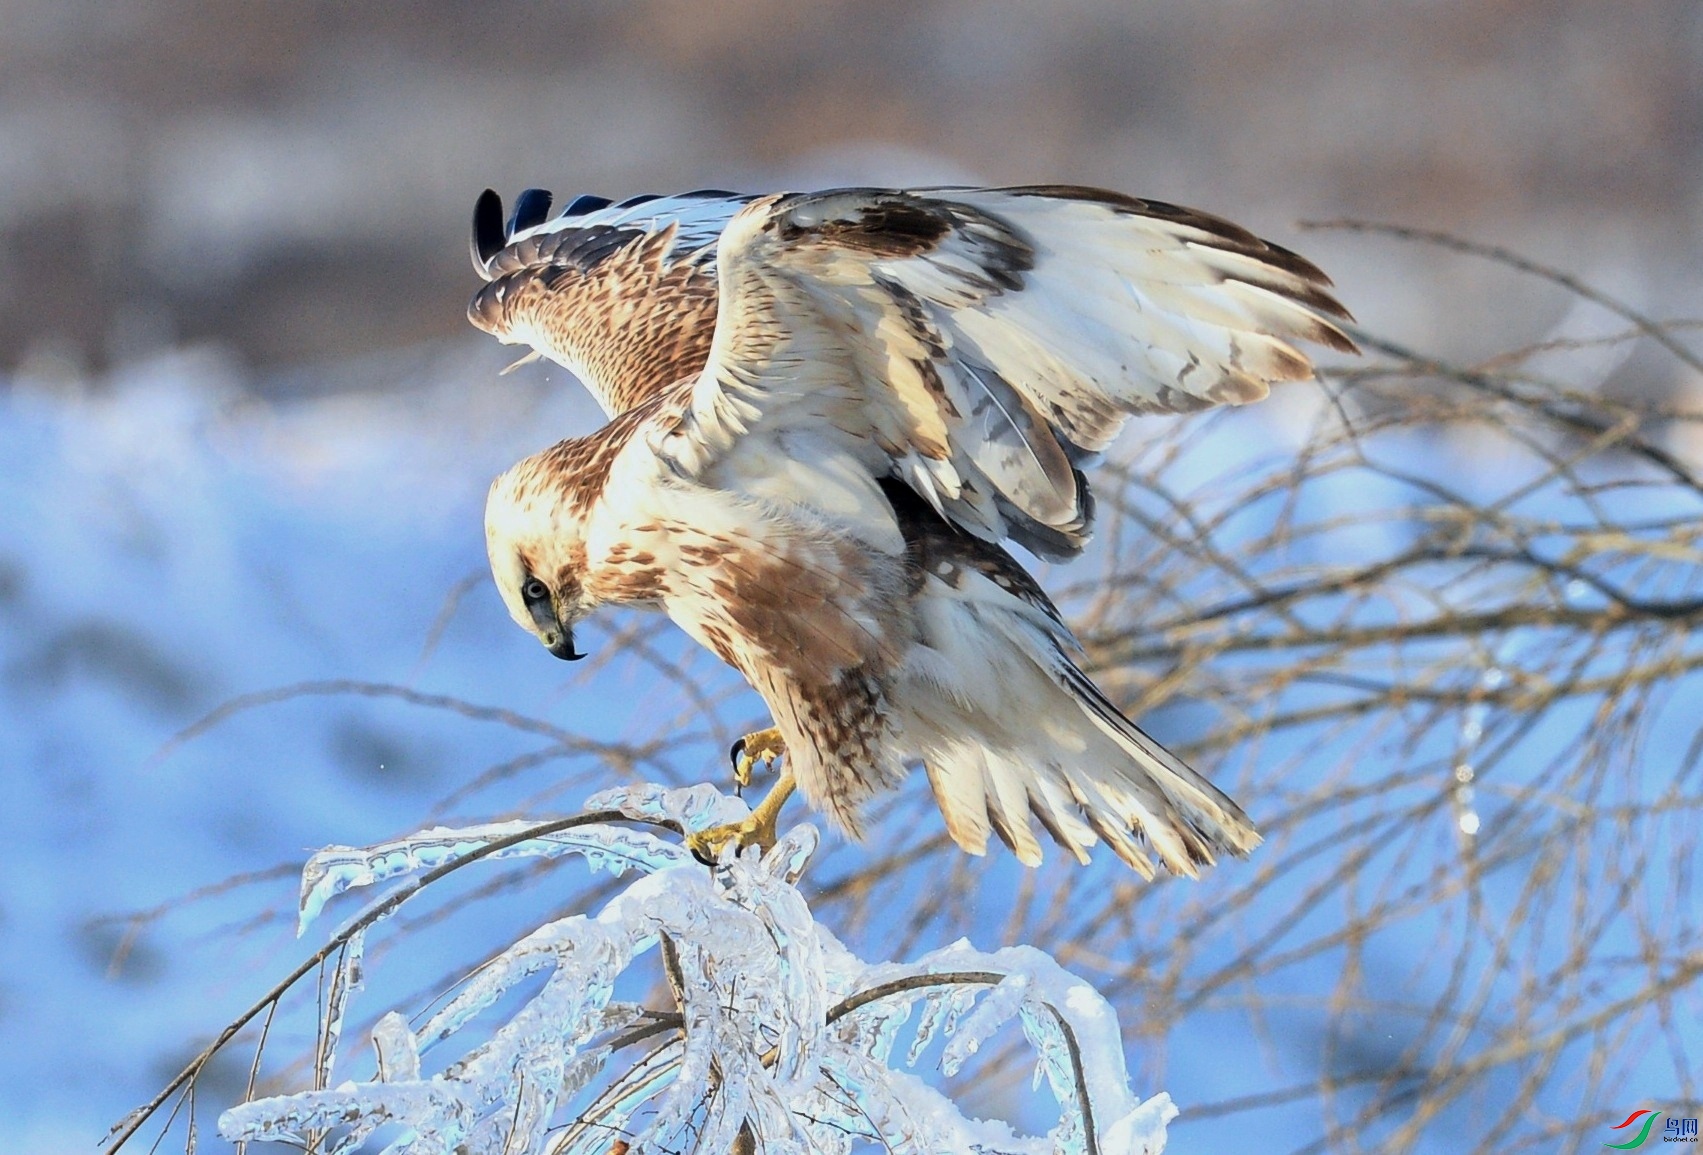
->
[475, 184, 1354, 874]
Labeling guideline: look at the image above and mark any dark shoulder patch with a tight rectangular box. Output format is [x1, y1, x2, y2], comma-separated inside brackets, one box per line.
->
[878, 478, 1067, 626]
[773, 190, 953, 258]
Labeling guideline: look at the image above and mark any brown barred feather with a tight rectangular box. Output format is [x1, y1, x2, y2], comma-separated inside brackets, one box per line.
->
[470, 226, 721, 415]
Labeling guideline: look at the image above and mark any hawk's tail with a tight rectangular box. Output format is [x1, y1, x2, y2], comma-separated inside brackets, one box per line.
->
[919, 691, 1260, 878]
[915, 650, 1261, 877]
[896, 530, 1260, 876]
[1054, 657, 1261, 875]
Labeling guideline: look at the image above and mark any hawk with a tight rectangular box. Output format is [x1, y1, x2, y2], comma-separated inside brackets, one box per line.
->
[471, 185, 1354, 876]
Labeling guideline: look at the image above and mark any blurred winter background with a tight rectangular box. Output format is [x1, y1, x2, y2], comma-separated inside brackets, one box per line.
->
[3, 2, 1701, 1152]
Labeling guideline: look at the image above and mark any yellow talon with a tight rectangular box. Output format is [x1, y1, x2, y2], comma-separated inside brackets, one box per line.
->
[688, 771, 798, 862]
[730, 726, 787, 789]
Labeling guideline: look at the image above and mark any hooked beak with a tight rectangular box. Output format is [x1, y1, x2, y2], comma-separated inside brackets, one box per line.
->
[545, 629, 586, 662]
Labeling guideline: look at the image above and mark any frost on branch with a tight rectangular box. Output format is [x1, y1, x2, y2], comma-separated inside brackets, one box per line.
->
[219, 784, 1175, 1155]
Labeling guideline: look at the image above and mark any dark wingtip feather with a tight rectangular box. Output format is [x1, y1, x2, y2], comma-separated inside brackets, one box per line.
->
[507, 188, 554, 237]
[564, 194, 613, 216]
[1313, 317, 1361, 355]
[471, 188, 506, 277]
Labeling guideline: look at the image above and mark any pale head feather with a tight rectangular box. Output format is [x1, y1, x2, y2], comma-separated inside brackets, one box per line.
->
[484, 457, 595, 647]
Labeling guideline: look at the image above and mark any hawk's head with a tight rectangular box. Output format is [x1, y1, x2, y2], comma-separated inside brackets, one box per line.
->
[485, 457, 593, 662]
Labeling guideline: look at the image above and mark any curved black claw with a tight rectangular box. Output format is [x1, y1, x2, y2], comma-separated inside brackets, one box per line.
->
[729, 737, 748, 769]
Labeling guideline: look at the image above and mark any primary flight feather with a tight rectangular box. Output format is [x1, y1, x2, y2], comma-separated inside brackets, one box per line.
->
[474, 184, 1355, 875]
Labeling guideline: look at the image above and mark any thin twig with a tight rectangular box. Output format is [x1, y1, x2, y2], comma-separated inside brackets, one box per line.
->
[104, 810, 684, 1152]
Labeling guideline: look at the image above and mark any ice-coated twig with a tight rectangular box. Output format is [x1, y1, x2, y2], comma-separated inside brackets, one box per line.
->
[583, 781, 753, 834]
[104, 809, 678, 1154]
[137, 785, 1174, 1155]
[371, 1011, 420, 1083]
[298, 818, 690, 932]
[315, 930, 365, 1090]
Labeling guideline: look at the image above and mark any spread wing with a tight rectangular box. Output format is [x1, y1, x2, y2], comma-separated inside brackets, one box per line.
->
[468, 188, 754, 415]
[665, 185, 1356, 559]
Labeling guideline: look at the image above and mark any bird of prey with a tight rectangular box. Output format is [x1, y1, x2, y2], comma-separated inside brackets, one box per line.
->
[471, 184, 1354, 876]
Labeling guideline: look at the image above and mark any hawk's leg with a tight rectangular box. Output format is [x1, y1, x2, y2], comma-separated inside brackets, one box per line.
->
[689, 731, 796, 862]
[730, 726, 786, 789]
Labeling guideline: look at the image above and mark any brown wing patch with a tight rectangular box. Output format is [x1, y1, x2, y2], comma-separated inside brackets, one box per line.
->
[771, 192, 953, 257]
[768, 189, 1035, 290]
[678, 531, 911, 835]
[707, 540, 896, 677]
[470, 225, 722, 414]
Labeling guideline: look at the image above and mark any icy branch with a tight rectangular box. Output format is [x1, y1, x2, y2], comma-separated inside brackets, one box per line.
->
[219, 784, 1175, 1155]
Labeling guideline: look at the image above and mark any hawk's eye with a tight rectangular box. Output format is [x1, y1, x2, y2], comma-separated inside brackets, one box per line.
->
[521, 578, 550, 604]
